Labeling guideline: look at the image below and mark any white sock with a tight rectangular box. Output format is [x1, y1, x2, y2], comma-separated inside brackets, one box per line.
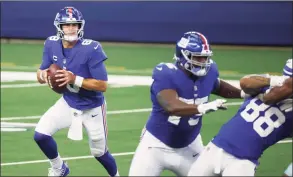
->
[49, 154, 63, 169]
[114, 170, 120, 177]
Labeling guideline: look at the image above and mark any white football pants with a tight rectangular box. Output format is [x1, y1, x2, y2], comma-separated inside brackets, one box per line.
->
[129, 130, 204, 176]
[35, 96, 108, 157]
[188, 142, 257, 176]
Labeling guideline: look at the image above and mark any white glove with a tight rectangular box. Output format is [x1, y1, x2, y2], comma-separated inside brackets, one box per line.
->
[278, 99, 293, 113]
[197, 99, 227, 114]
[270, 75, 289, 87]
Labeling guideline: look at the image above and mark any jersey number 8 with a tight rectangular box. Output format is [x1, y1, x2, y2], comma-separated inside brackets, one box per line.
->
[240, 98, 285, 137]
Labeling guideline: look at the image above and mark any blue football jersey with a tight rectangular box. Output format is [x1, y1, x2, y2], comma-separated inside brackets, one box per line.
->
[146, 61, 219, 148]
[40, 36, 108, 110]
[212, 93, 293, 164]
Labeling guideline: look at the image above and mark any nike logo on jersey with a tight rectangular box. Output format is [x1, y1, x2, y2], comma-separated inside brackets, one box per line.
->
[192, 153, 199, 157]
[156, 67, 163, 71]
[91, 114, 98, 117]
[94, 44, 99, 50]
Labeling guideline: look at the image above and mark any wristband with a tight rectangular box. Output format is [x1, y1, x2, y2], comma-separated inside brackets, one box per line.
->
[240, 90, 245, 98]
[74, 76, 84, 87]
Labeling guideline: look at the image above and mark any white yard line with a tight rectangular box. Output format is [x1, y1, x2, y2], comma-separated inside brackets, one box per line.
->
[1, 102, 243, 121]
[1, 83, 46, 88]
[1, 152, 135, 166]
[1, 139, 291, 167]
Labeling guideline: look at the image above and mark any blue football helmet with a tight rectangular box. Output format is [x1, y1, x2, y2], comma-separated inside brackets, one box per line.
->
[283, 58, 292, 77]
[54, 7, 85, 41]
[174, 31, 213, 76]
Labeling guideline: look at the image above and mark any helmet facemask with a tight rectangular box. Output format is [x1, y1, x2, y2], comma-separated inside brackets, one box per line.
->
[54, 20, 85, 42]
[180, 49, 212, 76]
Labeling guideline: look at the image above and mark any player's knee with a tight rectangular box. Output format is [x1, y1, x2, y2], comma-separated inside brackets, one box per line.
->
[90, 147, 106, 157]
[33, 131, 51, 142]
[90, 138, 106, 157]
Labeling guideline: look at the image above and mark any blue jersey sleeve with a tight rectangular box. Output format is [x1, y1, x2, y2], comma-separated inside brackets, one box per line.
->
[151, 64, 177, 95]
[88, 42, 108, 81]
[210, 61, 220, 91]
[39, 39, 52, 70]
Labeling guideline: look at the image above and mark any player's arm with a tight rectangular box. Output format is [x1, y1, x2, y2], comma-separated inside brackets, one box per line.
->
[157, 89, 226, 116]
[262, 77, 293, 105]
[239, 74, 288, 95]
[56, 68, 108, 92]
[157, 89, 201, 116]
[76, 78, 107, 92]
[37, 39, 52, 84]
[212, 79, 243, 98]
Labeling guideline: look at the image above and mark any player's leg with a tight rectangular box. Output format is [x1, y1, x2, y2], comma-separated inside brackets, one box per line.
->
[83, 102, 119, 177]
[187, 142, 222, 176]
[128, 130, 164, 176]
[283, 163, 292, 177]
[173, 134, 204, 176]
[34, 97, 72, 176]
[221, 157, 256, 176]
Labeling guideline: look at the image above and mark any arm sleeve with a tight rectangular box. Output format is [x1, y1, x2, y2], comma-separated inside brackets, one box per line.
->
[39, 40, 52, 70]
[152, 67, 177, 95]
[87, 43, 108, 81]
[212, 66, 220, 92]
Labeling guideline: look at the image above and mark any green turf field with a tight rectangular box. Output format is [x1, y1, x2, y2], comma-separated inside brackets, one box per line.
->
[1, 41, 292, 176]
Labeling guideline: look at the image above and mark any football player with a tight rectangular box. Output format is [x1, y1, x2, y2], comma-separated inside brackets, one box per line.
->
[187, 58, 292, 176]
[128, 31, 249, 176]
[34, 7, 119, 177]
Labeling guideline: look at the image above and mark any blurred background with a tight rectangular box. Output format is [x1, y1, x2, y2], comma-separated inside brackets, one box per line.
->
[1, 1, 292, 45]
[1, 1, 292, 176]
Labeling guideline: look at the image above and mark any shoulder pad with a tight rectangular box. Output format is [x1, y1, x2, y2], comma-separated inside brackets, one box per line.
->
[80, 39, 102, 53]
[44, 36, 60, 46]
[80, 39, 99, 47]
[46, 35, 60, 42]
[152, 62, 178, 80]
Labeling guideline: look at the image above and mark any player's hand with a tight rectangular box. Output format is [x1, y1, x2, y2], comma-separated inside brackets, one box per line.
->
[40, 69, 48, 83]
[197, 99, 227, 114]
[269, 75, 289, 87]
[281, 99, 293, 112]
[55, 70, 76, 87]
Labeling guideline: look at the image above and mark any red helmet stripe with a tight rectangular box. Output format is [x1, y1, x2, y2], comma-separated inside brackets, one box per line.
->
[68, 8, 73, 18]
[196, 32, 209, 51]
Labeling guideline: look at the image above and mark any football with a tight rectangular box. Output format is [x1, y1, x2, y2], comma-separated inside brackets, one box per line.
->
[47, 64, 67, 94]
